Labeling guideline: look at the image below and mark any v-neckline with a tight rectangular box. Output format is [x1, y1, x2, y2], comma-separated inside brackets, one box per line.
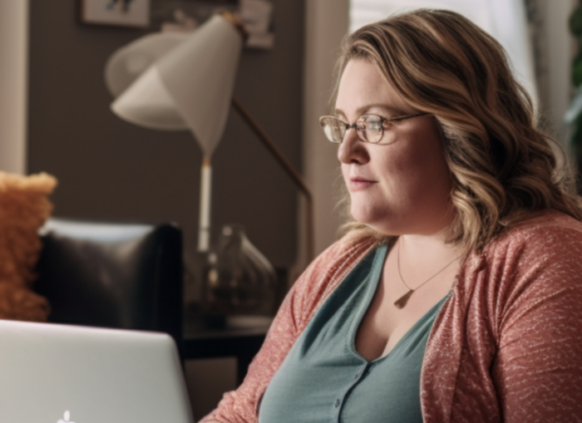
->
[348, 246, 450, 364]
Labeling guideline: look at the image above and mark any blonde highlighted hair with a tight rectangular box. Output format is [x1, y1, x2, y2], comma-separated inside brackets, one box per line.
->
[335, 9, 582, 252]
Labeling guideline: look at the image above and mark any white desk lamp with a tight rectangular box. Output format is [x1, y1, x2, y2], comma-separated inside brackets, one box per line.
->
[105, 12, 314, 260]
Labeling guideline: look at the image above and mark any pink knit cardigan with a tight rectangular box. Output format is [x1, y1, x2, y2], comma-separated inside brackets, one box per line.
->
[200, 211, 582, 423]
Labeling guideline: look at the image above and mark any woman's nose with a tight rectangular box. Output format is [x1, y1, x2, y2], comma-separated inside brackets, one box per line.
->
[337, 128, 368, 164]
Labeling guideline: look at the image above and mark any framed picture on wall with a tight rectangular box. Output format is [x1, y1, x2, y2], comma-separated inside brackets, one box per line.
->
[80, 0, 150, 28]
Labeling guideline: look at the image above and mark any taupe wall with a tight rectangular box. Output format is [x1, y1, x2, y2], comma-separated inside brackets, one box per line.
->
[27, 0, 305, 268]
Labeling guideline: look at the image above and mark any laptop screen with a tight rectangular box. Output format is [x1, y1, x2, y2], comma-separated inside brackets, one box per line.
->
[0, 319, 194, 423]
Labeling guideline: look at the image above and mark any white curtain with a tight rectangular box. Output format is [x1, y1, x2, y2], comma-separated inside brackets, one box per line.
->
[349, 0, 538, 106]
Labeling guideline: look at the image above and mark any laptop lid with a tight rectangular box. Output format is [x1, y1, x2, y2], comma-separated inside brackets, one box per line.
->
[0, 319, 194, 423]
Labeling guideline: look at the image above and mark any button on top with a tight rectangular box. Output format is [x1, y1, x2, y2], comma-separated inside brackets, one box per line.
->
[354, 371, 361, 380]
[335, 398, 341, 408]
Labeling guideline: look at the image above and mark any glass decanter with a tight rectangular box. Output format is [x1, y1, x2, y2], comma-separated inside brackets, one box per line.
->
[201, 224, 276, 320]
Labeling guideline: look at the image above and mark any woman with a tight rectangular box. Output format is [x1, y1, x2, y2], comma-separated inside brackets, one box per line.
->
[201, 9, 582, 423]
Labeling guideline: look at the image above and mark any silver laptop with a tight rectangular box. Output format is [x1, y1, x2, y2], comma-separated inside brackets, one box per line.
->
[0, 319, 194, 423]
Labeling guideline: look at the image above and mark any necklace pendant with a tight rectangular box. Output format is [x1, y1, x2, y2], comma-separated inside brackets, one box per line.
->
[394, 289, 414, 309]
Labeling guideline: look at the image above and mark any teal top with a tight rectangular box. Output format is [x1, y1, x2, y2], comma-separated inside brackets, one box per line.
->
[259, 245, 449, 423]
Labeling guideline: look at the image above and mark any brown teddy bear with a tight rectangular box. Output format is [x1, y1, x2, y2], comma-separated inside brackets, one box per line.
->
[0, 171, 57, 321]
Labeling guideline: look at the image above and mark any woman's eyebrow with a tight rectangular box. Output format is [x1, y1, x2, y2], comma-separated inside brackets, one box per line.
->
[334, 104, 407, 118]
[334, 109, 347, 119]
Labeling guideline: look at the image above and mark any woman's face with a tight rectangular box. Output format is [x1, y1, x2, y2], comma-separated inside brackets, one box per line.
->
[335, 59, 454, 236]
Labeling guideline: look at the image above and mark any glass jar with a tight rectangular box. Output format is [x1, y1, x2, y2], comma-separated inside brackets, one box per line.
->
[201, 224, 276, 320]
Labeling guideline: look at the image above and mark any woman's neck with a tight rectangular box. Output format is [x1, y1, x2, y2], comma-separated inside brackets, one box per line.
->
[396, 231, 465, 278]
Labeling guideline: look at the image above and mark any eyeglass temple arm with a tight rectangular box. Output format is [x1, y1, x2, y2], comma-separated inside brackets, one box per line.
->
[231, 97, 315, 263]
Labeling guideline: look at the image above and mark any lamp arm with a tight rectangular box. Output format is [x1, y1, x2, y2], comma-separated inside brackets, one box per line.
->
[231, 97, 315, 262]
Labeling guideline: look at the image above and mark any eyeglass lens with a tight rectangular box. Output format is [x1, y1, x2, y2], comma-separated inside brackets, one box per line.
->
[320, 116, 384, 144]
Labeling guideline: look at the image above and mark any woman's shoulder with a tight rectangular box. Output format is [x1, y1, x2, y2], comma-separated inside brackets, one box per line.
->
[484, 209, 582, 258]
[296, 232, 378, 292]
[287, 233, 378, 327]
[458, 210, 582, 306]
[467, 209, 582, 306]
[453, 210, 582, 351]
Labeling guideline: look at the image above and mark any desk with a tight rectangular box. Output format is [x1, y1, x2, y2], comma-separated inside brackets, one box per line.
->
[182, 314, 272, 385]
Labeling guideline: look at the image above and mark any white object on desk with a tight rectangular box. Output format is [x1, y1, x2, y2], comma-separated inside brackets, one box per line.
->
[0, 319, 194, 423]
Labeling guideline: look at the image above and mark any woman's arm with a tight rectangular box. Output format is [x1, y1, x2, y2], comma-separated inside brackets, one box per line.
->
[492, 225, 582, 422]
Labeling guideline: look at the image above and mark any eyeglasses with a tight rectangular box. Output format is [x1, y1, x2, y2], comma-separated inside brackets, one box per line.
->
[318, 113, 429, 144]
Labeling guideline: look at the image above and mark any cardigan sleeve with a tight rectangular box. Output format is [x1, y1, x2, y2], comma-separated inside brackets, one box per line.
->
[491, 223, 582, 422]
[198, 236, 375, 423]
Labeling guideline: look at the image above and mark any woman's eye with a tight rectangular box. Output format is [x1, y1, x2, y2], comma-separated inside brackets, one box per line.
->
[367, 120, 383, 132]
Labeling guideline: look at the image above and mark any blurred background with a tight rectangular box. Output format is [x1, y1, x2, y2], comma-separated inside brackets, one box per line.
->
[0, 0, 579, 419]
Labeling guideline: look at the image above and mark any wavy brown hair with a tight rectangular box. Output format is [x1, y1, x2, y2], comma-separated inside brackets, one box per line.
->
[335, 9, 582, 252]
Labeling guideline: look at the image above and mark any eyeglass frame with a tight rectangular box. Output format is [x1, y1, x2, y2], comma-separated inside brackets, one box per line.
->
[318, 112, 430, 145]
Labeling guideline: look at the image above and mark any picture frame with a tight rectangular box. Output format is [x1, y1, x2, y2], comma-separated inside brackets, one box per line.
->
[80, 0, 151, 28]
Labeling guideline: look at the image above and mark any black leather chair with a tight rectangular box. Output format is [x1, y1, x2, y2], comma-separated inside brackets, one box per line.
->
[34, 218, 183, 354]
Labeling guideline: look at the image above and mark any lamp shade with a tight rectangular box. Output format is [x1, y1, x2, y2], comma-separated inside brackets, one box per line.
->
[111, 14, 243, 156]
[105, 32, 187, 98]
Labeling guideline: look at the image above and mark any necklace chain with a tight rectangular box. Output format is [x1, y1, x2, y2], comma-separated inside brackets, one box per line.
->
[395, 239, 462, 308]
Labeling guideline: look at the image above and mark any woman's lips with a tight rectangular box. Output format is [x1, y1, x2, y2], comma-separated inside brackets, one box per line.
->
[348, 177, 378, 191]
